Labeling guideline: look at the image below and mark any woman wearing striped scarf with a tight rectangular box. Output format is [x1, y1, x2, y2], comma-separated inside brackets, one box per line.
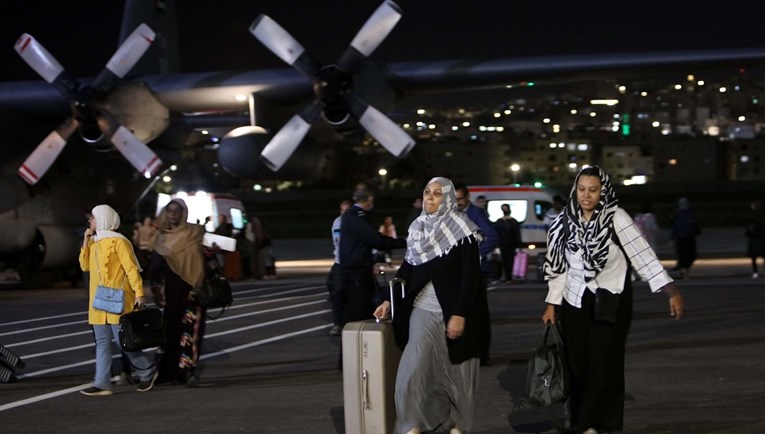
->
[541, 166, 683, 434]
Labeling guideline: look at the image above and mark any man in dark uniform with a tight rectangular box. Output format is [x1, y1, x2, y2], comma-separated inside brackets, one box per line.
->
[339, 184, 406, 325]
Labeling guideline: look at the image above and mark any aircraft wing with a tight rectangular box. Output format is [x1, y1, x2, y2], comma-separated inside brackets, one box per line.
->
[2, 47, 765, 186]
[6, 47, 763, 114]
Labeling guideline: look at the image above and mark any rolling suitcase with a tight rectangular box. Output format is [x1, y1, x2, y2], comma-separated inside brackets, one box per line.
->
[342, 278, 405, 434]
[0, 344, 25, 370]
[513, 250, 529, 280]
[0, 344, 23, 384]
[0, 362, 16, 383]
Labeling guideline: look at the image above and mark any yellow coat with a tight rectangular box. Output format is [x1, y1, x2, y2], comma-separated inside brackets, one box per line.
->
[79, 237, 144, 325]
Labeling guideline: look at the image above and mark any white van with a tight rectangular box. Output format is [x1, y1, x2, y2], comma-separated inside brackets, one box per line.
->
[156, 192, 246, 234]
[468, 185, 558, 251]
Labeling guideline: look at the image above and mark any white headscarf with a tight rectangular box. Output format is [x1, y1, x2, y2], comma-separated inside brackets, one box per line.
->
[91, 204, 141, 271]
[91, 204, 129, 242]
[404, 177, 481, 266]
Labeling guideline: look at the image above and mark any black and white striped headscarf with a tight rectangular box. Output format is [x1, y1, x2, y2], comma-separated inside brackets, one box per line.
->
[544, 166, 618, 282]
[404, 177, 481, 266]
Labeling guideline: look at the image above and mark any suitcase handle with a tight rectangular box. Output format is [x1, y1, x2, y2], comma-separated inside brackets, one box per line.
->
[387, 278, 405, 320]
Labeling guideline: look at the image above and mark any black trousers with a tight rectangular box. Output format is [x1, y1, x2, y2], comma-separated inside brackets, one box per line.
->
[499, 247, 516, 281]
[560, 281, 633, 432]
[326, 263, 344, 326]
[340, 269, 378, 325]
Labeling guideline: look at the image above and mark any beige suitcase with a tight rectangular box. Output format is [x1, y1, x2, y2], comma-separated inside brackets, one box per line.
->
[342, 278, 405, 434]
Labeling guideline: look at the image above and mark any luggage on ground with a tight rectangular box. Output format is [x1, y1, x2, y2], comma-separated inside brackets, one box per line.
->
[0, 343, 25, 370]
[513, 250, 529, 280]
[342, 278, 405, 434]
[223, 251, 242, 281]
[0, 362, 16, 383]
[0, 344, 24, 383]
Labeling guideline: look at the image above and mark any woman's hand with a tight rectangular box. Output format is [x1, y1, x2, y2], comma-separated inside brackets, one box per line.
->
[134, 296, 146, 308]
[542, 304, 557, 324]
[373, 301, 391, 321]
[446, 315, 465, 340]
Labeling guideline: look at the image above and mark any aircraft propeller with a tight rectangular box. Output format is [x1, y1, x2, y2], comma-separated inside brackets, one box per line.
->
[249, 0, 415, 171]
[14, 23, 162, 185]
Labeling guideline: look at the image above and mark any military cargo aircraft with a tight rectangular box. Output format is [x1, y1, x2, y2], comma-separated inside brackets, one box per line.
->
[2, 0, 765, 287]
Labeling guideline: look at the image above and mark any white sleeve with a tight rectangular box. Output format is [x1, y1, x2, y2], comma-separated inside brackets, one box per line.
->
[613, 208, 673, 292]
[545, 271, 567, 305]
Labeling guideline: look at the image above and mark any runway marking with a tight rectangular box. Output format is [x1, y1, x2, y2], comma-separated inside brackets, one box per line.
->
[0, 313, 333, 413]
[22, 343, 93, 359]
[0, 320, 87, 337]
[202, 323, 332, 360]
[1, 288, 326, 343]
[4, 330, 92, 348]
[0, 382, 93, 413]
[0, 311, 84, 327]
[204, 309, 330, 339]
[0, 284, 325, 334]
[7, 300, 328, 354]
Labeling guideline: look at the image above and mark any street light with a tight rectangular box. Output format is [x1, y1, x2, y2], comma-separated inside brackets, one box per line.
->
[378, 168, 388, 189]
[510, 163, 520, 184]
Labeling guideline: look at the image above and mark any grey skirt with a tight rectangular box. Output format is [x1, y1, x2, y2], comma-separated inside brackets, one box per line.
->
[394, 306, 480, 434]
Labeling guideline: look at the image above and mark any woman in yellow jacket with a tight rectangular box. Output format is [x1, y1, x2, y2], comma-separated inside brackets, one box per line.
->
[79, 204, 158, 396]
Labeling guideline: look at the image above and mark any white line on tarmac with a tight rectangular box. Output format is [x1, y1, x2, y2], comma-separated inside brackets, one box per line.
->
[0, 312, 332, 413]
[0, 382, 93, 413]
[0, 320, 87, 337]
[3, 290, 326, 345]
[0, 311, 84, 327]
[0, 285, 324, 333]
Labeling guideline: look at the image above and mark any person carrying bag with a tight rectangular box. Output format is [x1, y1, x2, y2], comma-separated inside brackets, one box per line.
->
[79, 204, 159, 396]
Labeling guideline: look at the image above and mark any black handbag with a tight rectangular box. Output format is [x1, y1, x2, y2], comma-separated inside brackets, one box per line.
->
[526, 323, 569, 406]
[195, 267, 233, 309]
[594, 287, 620, 323]
[119, 307, 165, 352]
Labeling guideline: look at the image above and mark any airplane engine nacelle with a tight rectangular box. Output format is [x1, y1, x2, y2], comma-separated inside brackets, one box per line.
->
[218, 126, 329, 180]
[37, 225, 81, 270]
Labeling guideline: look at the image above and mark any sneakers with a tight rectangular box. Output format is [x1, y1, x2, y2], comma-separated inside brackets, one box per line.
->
[329, 325, 343, 336]
[753, 272, 759, 279]
[80, 387, 112, 396]
[136, 371, 159, 392]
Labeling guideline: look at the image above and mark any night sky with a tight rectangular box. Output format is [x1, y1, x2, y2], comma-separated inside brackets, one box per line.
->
[4, 0, 765, 82]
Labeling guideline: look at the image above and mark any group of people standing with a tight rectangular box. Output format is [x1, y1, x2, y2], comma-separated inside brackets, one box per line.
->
[329, 168, 689, 434]
[79, 199, 214, 396]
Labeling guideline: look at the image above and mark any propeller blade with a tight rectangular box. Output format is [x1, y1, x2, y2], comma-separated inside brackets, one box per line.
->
[97, 115, 162, 177]
[18, 118, 79, 185]
[14, 33, 79, 95]
[346, 93, 414, 158]
[249, 15, 321, 78]
[260, 100, 325, 171]
[91, 23, 155, 93]
[337, 1, 402, 73]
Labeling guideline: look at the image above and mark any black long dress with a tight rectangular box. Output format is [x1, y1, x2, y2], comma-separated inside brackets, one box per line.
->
[149, 252, 206, 383]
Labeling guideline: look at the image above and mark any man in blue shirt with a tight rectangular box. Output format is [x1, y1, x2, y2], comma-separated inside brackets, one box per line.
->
[454, 183, 498, 365]
[454, 183, 499, 276]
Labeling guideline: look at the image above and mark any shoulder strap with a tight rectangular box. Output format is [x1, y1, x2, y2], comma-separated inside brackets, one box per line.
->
[94, 241, 127, 289]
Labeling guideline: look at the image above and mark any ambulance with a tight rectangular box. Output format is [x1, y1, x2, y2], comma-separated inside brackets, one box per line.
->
[467, 185, 559, 251]
[156, 191, 246, 233]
